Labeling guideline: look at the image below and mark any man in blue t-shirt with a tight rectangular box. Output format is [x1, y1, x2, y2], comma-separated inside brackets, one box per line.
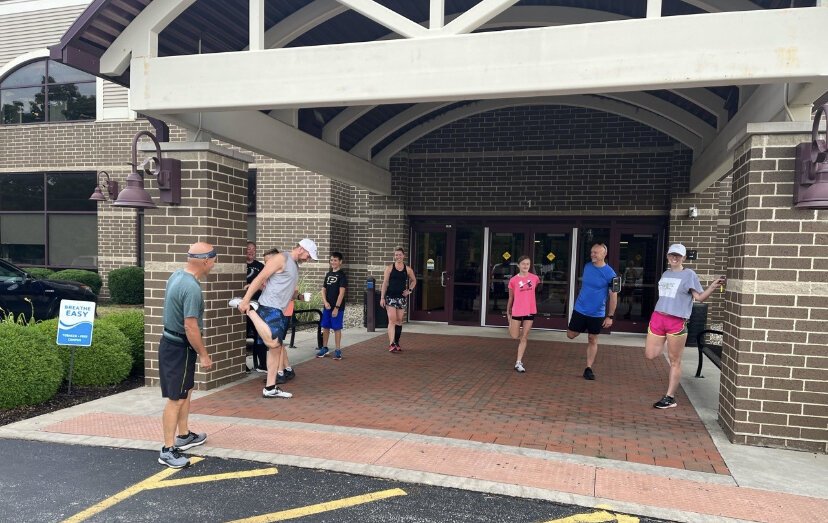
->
[566, 243, 618, 381]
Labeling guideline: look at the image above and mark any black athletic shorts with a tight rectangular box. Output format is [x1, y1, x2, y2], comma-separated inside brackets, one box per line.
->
[511, 315, 535, 322]
[159, 335, 197, 400]
[567, 310, 604, 335]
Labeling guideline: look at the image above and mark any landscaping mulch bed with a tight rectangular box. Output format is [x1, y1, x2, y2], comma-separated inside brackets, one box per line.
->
[0, 375, 145, 427]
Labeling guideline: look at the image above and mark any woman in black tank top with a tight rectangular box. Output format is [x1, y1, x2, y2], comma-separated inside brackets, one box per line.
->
[380, 247, 416, 352]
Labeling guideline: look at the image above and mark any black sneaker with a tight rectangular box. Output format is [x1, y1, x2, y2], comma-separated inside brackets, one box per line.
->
[653, 395, 677, 409]
[583, 367, 595, 380]
[276, 373, 287, 385]
[284, 369, 295, 380]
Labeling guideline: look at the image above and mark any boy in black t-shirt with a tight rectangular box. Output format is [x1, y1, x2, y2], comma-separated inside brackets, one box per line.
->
[316, 252, 348, 360]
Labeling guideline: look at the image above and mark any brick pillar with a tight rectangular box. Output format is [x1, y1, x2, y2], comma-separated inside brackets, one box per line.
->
[720, 127, 828, 453]
[143, 142, 252, 390]
[366, 157, 409, 285]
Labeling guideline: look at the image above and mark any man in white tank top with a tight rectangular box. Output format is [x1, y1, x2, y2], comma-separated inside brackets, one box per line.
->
[236, 239, 318, 398]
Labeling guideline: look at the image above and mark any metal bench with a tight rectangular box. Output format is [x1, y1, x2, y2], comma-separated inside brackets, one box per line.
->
[694, 329, 723, 378]
[287, 308, 323, 349]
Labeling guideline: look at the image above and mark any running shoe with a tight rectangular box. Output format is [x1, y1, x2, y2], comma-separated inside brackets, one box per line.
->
[285, 368, 295, 380]
[158, 447, 189, 468]
[262, 387, 292, 398]
[515, 362, 525, 373]
[388, 344, 397, 352]
[583, 367, 596, 380]
[228, 297, 259, 310]
[333, 349, 342, 360]
[316, 347, 329, 358]
[653, 395, 677, 409]
[174, 431, 207, 451]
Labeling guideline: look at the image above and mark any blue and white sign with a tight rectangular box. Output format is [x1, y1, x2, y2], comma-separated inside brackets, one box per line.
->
[56, 300, 96, 347]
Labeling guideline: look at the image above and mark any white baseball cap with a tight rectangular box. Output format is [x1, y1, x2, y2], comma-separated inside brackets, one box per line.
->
[667, 243, 687, 256]
[298, 238, 319, 260]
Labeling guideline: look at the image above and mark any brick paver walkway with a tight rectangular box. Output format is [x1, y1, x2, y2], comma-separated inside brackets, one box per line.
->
[190, 333, 728, 474]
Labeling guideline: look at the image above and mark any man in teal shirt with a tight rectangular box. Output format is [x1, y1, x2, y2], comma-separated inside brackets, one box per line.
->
[157, 241, 215, 468]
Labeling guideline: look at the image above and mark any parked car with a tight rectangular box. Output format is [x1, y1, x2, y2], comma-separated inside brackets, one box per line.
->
[0, 259, 97, 320]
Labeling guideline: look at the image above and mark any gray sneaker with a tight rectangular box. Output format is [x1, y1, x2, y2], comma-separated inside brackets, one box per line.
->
[158, 447, 189, 468]
[174, 431, 207, 451]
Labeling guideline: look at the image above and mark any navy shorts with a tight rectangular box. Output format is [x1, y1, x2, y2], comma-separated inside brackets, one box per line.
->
[158, 336, 196, 400]
[567, 310, 604, 335]
[321, 307, 345, 331]
[256, 305, 289, 345]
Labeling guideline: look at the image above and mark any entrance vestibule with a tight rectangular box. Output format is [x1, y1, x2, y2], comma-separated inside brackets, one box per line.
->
[410, 218, 665, 334]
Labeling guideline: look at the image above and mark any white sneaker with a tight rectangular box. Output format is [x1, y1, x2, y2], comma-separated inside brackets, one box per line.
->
[229, 298, 259, 310]
[262, 387, 292, 398]
[515, 362, 525, 373]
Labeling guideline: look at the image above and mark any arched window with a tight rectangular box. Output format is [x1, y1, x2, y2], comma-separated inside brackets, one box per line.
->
[0, 59, 96, 125]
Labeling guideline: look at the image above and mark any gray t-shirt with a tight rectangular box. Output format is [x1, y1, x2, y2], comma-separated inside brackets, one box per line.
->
[654, 269, 703, 319]
[163, 269, 203, 338]
[259, 252, 299, 311]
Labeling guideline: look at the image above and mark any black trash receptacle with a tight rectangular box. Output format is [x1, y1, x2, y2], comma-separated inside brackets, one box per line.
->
[364, 289, 388, 329]
[686, 302, 708, 346]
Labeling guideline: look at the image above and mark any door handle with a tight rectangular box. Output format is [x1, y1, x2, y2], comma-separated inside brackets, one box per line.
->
[440, 271, 447, 287]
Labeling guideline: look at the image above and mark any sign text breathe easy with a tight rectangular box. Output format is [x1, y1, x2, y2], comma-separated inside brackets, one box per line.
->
[65, 305, 93, 317]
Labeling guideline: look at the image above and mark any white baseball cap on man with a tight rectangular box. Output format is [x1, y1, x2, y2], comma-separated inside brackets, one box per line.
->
[298, 238, 319, 260]
[667, 243, 687, 257]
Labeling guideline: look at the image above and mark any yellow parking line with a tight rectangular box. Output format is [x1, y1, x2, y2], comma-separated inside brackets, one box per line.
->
[226, 488, 408, 523]
[145, 467, 279, 489]
[539, 510, 639, 523]
[61, 457, 204, 523]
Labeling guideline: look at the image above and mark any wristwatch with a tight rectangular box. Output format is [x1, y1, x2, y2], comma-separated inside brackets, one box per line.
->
[606, 314, 614, 319]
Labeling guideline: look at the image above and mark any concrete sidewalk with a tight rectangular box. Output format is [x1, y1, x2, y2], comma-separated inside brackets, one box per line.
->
[1, 325, 826, 523]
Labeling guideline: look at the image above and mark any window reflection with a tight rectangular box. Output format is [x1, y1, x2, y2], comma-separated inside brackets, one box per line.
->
[0, 172, 97, 268]
[1, 59, 95, 125]
[1, 86, 44, 124]
[49, 215, 97, 267]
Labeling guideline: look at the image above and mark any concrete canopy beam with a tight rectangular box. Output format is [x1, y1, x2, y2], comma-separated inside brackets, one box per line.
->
[159, 110, 391, 195]
[689, 81, 823, 193]
[129, 8, 828, 113]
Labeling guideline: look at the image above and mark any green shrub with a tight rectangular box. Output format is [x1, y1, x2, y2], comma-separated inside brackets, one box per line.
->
[24, 267, 54, 279]
[108, 266, 144, 305]
[0, 317, 64, 409]
[50, 269, 102, 295]
[35, 319, 132, 387]
[100, 310, 144, 375]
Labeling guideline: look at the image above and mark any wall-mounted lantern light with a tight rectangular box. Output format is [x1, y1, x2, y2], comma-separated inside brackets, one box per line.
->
[794, 103, 828, 209]
[88, 170, 119, 202]
[112, 130, 181, 209]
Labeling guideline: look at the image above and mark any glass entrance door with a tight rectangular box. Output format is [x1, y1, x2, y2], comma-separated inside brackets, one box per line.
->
[485, 230, 525, 326]
[531, 230, 572, 329]
[411, 228, 451, 321]
[451, 226, 484, 324]
[613, 230, 662, 332]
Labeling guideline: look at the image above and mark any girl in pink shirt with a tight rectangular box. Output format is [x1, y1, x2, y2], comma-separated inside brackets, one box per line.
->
[507, 255, 540, 373]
